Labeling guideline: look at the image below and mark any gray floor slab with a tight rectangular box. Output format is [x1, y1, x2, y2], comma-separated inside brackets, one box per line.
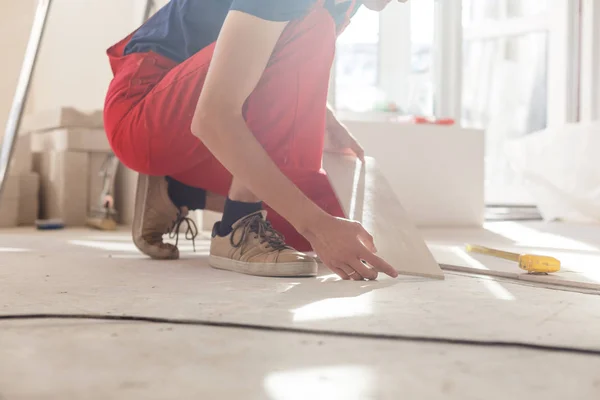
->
[1, 321, 599, 400]
[1, 227, 600, 399]
[1, 229, 600, 349]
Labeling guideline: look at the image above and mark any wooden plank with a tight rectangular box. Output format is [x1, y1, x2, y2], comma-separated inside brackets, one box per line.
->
[323, 153, 444, 280]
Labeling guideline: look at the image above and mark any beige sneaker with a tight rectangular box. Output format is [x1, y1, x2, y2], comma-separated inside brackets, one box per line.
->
[132, 174, 185, 260]
[209, 211, 317, 277]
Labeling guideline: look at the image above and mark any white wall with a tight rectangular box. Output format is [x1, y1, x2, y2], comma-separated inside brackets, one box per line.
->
[31, 0, 146, 113]
[1, 0, 151, 133]
[0, 0, 38, 139]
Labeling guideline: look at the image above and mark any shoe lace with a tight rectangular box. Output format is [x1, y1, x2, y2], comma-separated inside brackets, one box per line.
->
[168, 210, 199, 252]
[230, 214, 287, 251]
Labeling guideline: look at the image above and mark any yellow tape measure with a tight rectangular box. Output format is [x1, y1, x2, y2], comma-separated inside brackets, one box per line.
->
[465, 244, 561, 274]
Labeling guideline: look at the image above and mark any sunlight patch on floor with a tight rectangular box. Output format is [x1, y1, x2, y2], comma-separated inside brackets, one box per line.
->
[485, 222, 598, 251]
[292, 292, 374, 322]
[450, 246, 516, 300]
[264, 365, 376, 400]
[0, 247, 29, 253]
[541, 251, 600, 283]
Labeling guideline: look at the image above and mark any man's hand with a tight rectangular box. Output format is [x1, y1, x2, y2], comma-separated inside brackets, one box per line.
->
[325, 108, 365, 162]
[304, 214, 398, 281]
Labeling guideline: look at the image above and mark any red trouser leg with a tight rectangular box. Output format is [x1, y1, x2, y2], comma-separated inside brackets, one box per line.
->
[104, 8, 345, 251]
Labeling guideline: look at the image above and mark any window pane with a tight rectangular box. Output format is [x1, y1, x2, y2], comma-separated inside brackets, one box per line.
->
[462, 32, 548, 198]
[334, 3, 435, 114]
[463, 0, 549, 24]
[335, 7, 380, 112]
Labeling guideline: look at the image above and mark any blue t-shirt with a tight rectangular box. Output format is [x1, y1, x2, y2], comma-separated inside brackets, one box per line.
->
[124, 0, 360, 63]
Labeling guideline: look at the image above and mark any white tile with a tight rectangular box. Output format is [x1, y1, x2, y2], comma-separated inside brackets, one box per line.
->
[324, 154, 444, 279]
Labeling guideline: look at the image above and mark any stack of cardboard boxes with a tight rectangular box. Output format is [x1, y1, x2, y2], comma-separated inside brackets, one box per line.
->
[0, 107, 113, 227]
[0, 129, 38, 227]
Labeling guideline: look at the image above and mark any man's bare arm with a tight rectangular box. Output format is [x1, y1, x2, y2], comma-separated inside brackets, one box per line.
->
[191, 11, 325, 234]
[191, 11, 397, 280]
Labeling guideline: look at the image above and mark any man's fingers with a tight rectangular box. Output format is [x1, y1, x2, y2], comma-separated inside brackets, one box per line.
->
[350, 259, 378, 281]
[333, 262, 363, 281]
[330, 265, 351, 280]
[361, 250, 398, 278]
[344, 264, 365, 281]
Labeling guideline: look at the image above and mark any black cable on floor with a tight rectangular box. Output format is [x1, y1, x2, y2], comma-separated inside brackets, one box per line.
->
[1, 313, 599, 357]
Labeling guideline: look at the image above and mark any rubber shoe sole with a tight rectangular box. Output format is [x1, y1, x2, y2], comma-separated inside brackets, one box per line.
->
[209, 255, 317, 277]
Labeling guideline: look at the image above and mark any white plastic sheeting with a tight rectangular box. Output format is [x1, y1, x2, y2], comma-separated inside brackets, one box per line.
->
[506, 121, 600, 222]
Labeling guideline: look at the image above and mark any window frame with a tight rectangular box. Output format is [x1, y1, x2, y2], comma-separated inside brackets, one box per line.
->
[329, 2, 411, 114]
[329, 0, 592, 206]
[442, 0, 581, 128]
[580, 0, 600, 121]
[439, 0, 582, 205]
[433, 0, 462, 119]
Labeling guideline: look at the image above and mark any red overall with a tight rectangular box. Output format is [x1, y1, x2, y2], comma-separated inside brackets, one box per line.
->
[104, 0, 355, 251]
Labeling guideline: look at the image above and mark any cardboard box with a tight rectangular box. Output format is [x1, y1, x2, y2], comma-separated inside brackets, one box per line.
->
[9, 134, 32, 175]
[0, 175, 20, 227]
[36, 151, 88, 226]
[21, 107, 103, 133]
[31, 128, 111, 153]
[18, 172, 40, 226]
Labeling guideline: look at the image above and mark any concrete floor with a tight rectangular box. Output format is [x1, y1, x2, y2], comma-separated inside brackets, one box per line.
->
[1, 224, 600, 399]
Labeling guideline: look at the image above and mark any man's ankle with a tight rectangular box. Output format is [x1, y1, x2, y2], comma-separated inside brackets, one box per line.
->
[166, 177, 207, 210]
[217, 198, 263, 237]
